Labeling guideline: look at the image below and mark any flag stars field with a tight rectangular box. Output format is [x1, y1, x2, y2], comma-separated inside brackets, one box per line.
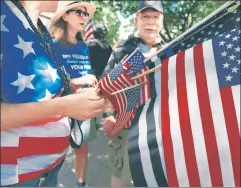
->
[219, 41, 225, 46]
[223, 62, 230, 68]
[231, 67, 239, 73]
[226, 43, 233, 49]
[225, 34, 231, 38]
[221, 51, 227, 56]
[218, 24, 223, 28]
[234, 47, 240, 52]
[232, 36, 239, 41]
[225, 75, 233, 81]
[229, 55, 236, 60]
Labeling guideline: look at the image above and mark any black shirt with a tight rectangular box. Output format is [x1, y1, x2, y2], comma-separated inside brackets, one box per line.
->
[86, 38, 112, 78]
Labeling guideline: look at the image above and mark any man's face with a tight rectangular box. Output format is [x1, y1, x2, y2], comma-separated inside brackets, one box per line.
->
[135, 9, 163, 45]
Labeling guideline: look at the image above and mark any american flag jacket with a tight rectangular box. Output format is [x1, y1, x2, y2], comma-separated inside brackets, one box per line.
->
[1, 1, 70, 185]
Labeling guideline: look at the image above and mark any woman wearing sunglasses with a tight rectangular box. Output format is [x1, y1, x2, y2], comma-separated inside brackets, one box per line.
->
[50, 1, 98, 187]
[1, 0, 111, 187]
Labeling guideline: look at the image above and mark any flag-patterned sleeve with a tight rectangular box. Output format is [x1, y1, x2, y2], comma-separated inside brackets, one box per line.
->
[1, 1, 63, 103]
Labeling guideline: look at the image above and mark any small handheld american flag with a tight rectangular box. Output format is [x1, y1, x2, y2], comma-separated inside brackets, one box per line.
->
[84, 20, 94, 41]
[98, 50, 150, 136]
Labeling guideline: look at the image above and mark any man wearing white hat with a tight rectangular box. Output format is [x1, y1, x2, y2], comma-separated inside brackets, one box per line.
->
[101, 0, 165, 187]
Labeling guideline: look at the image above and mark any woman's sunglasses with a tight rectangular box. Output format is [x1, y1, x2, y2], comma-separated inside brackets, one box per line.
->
[67, 9, 89, 17]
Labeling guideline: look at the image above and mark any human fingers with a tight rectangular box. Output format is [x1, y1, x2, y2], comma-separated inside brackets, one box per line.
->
[83, 74, 97, 82]
[103, 116, 116, 134]
[88, 75, 97, 86]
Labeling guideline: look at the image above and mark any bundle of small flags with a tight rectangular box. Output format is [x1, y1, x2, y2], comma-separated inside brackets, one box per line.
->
[98, 50, 150, 136]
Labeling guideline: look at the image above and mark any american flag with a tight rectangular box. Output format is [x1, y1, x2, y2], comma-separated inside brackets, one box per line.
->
[98, 51, 146, 136]
[128, 2, 240, 187]
[109, 84, 140, 135]
[126, 51, 151, 108]
[84, 20, 94, 41]
[157, 1, 240, 62]
[174, 8, 241, 55]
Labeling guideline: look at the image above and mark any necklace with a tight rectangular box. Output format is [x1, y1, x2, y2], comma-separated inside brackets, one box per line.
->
[12, 0, 72, 95]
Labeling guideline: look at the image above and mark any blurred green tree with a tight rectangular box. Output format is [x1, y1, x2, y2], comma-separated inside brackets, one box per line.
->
[88, 1, 226, 45]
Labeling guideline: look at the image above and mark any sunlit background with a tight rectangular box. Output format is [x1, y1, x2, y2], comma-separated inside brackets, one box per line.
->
[40, 1, 226, 47]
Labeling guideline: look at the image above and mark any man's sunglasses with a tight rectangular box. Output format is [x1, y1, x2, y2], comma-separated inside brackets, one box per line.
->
[67, 9, 89, 17]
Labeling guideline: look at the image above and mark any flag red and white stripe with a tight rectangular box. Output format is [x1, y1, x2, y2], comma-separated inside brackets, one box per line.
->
[161, 40, 240, 187]
[84, 20, 94, 41]
[137, 67, 151, 107]
[99, 72, 136, 135]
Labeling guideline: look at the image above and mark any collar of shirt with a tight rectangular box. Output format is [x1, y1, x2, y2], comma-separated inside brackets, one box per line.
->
[143, 46, 159, 59]
[134, 33, 163, 47]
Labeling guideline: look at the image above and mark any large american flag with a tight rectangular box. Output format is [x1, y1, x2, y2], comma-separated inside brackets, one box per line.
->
[128, 2, 240, 187]
[149, 1, 241, 63]
[84, 20, 94, 41]
[98, 51, 147, 136]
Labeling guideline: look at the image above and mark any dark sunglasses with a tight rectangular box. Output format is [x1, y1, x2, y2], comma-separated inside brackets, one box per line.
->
[67, 9, 89, 17]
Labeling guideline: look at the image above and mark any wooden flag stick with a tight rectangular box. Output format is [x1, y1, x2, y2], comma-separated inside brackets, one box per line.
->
[95, 82, 100, 93]
[103, 81, 148, 98]
[131, 63, 162, 80]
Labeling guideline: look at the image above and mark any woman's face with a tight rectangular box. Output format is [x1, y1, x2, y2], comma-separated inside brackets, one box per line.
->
[62, 6, 90, 33]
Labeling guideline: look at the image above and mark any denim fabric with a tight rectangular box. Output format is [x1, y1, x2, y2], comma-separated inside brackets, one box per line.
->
[5, 160, 64, 187]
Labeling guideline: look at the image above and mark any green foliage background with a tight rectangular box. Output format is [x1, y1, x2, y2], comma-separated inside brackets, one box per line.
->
[87, 1, 226, 46]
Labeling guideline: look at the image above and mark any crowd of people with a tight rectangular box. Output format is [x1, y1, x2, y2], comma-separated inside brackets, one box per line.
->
[1, 0, 164, 187]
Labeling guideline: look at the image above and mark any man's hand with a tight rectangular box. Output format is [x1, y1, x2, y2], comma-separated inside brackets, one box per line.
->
[103, 115, 116, 138]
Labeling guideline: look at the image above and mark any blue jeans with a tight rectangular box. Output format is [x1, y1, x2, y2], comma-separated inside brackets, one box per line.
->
[5, 160, 64, 187]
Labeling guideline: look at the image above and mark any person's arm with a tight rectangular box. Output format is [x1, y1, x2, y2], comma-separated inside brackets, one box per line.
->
[1, 88, 109, 131]
[1, 99, 63, 131]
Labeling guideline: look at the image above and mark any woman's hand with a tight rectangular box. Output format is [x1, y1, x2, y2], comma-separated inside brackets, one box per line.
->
[69, 74, 97, 90]
[61, 87, 112, 120]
